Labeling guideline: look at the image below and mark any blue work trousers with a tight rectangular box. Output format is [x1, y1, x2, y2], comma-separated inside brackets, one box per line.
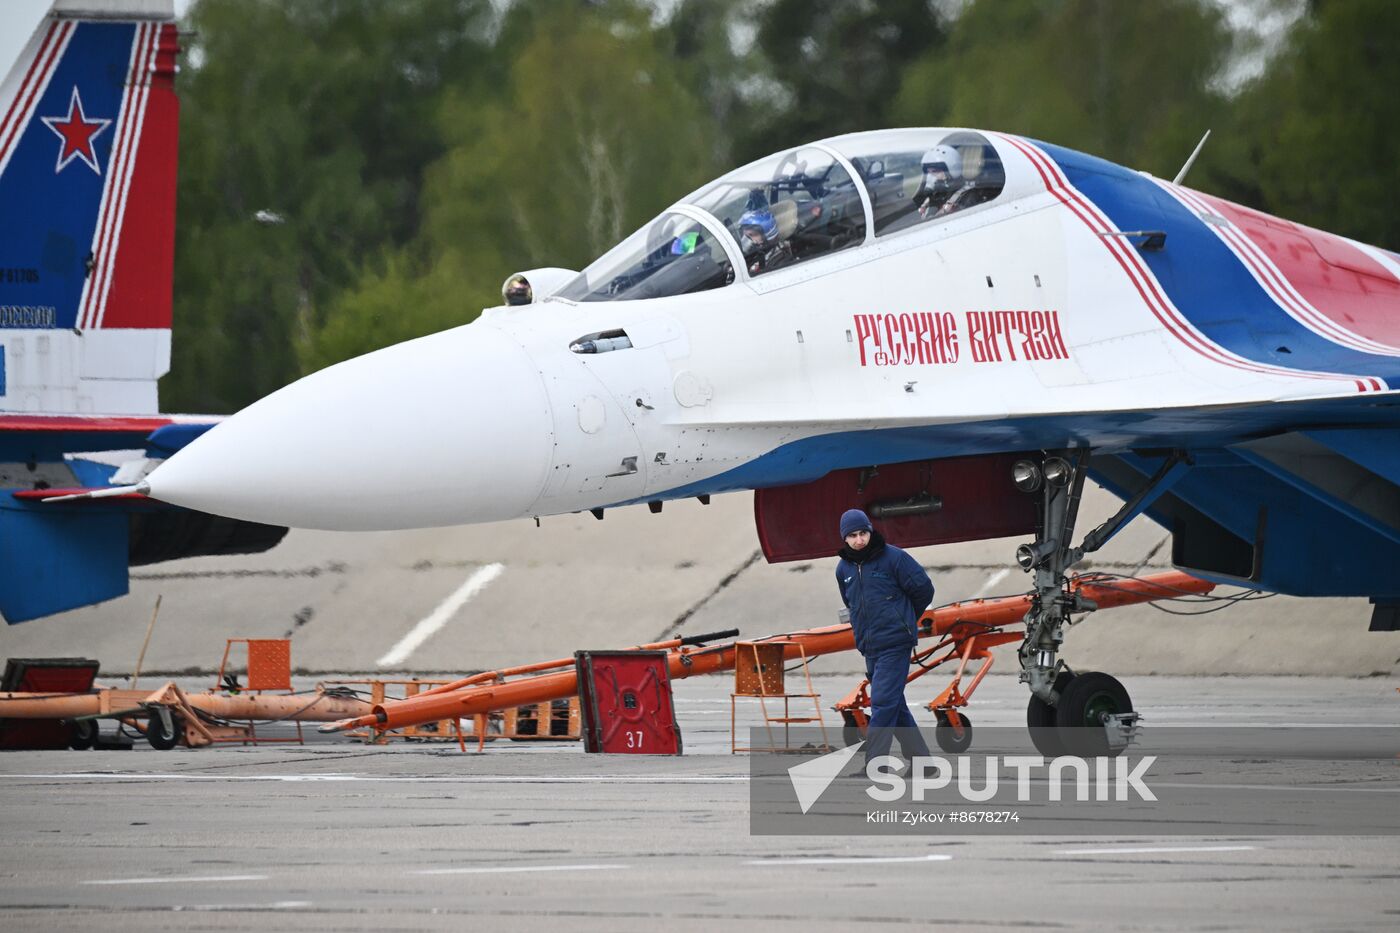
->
[863, 644, 930, 763]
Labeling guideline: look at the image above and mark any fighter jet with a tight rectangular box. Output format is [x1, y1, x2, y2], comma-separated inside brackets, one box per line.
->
[108, 126, 1400, 741]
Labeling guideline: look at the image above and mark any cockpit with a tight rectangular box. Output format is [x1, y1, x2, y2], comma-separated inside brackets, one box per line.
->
[555, 129, 1007, 303]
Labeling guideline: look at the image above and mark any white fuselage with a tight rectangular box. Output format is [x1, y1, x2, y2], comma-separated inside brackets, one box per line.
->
[142, 131, 1398, 530]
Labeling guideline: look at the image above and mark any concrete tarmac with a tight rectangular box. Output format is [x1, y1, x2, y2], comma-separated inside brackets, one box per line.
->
[2, 485, 1399, 930]
[1, 674, 1397, 932]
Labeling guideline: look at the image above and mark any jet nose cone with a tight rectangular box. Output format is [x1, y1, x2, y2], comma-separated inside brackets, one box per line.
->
[148, 323, 553, 530]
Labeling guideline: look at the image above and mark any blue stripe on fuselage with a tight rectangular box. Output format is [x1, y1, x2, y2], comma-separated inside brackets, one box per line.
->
[622, 393, 1400, 509]
[1034, 140, 1400, 387]
[0, 23, 137, 330]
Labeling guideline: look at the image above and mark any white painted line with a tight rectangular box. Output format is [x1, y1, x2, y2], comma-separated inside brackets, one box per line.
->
[412, 863, 627, 876]
[377, 563, 505, 666]
[972, 567, 1012, 597]
[4, 773, 749, 784]
[83, 874, 269, 886]
[745, 854, 953, 866]
[1057, 845, 1257, 856]
[177, 902, 312, 912]
[1151, 782, 1400, 795]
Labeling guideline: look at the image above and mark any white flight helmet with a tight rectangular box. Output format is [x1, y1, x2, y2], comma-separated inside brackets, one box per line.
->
[921, 144, 962, 179]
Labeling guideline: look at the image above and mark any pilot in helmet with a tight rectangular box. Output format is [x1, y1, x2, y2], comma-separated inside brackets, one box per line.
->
[914, 144, 973, 219]
[738, 207, 794, 276]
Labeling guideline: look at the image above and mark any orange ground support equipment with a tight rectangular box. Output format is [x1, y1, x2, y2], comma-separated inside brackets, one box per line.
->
[0, 638, 376, 750]
[0, 658, 101, 750]
[576, 650, 682, 754]
[319, 572, 1214, 749]
[218, 638, 292, 691]
[831, 572, 1185, 752]
[731, 641, 829, 754]
[211, 639, 303, 745]
[326, 678, 582, 750]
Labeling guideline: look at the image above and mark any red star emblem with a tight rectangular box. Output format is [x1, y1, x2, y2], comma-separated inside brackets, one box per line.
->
[40, 88, 112, 174]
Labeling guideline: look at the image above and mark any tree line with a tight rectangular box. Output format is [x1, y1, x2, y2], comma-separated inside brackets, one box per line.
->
[164, 0, 1400, 413]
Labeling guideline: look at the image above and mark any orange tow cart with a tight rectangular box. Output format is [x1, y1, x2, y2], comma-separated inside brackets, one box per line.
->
[319, 571, 1213, 751]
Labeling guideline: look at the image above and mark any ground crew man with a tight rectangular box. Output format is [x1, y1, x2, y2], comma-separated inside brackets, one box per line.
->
[835, 508, 933, 766]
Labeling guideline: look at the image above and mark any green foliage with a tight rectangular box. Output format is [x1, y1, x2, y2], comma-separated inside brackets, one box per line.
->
[427, 1, 718, 272]
[167, 0, 493, 410]
[296, 250, 475, 374]
[740, 0, 946, 160]
[1220, 0, 1400, 247]
[299, 0, 721, 369]
[167, 0, 1399, 411]
[894, 0, 1233, 176]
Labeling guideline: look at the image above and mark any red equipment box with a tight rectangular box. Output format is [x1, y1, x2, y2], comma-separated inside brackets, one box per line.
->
[575, 650, 682, 755]
[0, 657, 101, 749]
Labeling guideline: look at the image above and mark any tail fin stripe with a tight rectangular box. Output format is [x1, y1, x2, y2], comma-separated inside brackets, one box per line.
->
[95, 23, 161, 330]
[0, 21, 74, 177]
[78, 20, 146, 329]
[0, 23, 61, 156]
[80, 22, 155, 331]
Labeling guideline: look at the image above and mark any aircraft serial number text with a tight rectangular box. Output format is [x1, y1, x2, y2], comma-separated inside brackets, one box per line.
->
[0, 306, 57, 328]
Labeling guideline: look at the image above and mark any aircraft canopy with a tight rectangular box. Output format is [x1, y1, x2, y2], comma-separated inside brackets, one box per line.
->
[556, 129, 1006, 303]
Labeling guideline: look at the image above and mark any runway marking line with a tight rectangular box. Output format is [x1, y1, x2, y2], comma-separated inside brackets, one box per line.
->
[83, 874, 269, 885]
[1056, 845, 1257, 856]
[176, 901, 312, 911]
[1152, 781, 1400, 794]
[745, 854, 953, 866]
[972, 567, 1012, 598]
[377, 562, 505, 666]
[2, 773, 749, 783]
[411, 863, 628, 876]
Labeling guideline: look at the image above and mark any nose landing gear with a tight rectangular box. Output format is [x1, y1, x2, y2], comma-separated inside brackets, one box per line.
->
[1012, 450, 1186, 757]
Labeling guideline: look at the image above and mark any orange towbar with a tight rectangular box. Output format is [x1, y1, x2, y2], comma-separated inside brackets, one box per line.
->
[321, 570, 1214, 736]
[0, 687, 373, 721]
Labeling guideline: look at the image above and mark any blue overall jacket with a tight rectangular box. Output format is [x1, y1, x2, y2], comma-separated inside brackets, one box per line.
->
[835, 533, 935, 656]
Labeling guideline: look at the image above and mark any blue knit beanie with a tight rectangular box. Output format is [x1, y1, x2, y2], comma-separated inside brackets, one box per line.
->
[839, 508, 872, 539]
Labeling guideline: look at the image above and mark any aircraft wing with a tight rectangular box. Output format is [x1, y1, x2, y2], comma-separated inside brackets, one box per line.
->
[0, 412, 286, 625]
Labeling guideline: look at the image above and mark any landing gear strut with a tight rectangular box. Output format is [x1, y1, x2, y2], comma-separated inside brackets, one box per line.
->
[1013, 451, 1095, 708]
[1011, 450, 1188, 756]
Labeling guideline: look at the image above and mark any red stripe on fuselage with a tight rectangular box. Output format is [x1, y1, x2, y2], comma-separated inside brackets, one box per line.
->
[1164, 182, 1389, 359]
[1002, 135, 1242, 366]
[1194, 193, 1400, 349]
[996, 134, 1375, 392]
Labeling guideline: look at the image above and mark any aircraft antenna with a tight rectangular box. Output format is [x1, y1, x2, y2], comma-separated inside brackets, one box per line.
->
[1172, 130, 1212, 185]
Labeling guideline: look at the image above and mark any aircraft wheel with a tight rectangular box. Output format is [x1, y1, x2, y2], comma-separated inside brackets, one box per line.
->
[934, 711, 973, 754]
[1027, 672, 1075, 757]
[67, 719, 96, 750]
[1055, 671, 1132, 758]
[147, 710, 181, 750]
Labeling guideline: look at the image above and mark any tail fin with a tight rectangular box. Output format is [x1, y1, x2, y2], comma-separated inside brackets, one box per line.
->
[0, 0, 178, 414]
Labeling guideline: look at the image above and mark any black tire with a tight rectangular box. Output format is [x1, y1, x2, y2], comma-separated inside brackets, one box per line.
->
[840, 710, 863, 747]
[934, 711, 973, 754]
[1055, 671, 1132, 758]
[1027, 671, 1075, 757]
[67, 719, 96, 750]
[147, 710, 181, 750]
